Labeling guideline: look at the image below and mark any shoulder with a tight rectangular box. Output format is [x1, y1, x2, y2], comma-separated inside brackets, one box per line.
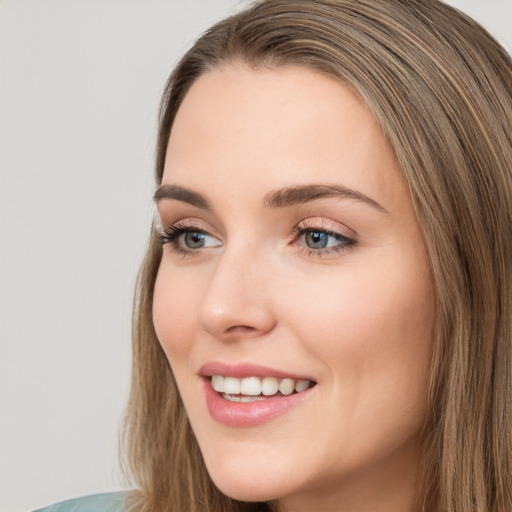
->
[33, 492, 129, 512]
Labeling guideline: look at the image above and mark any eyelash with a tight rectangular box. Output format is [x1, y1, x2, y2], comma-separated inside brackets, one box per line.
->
[291, 222, 356, 257]
[158, 223, 214, 256]
[159, 221, 356, 258]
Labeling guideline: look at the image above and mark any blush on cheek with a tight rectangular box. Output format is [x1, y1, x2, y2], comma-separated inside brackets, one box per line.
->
[152, 273, 193, 360]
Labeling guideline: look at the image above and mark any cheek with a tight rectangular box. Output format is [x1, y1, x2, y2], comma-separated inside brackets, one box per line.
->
[280, 258, 435, 467]
[280, 250, 435, 405]
[152, 263, 199, 361]
[284, 256, 433, 345]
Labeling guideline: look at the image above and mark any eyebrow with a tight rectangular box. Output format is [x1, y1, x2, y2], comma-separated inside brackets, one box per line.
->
[154, 185, 210, 209]
[264, 184, 387, 212]
[154, 183, 387, 213]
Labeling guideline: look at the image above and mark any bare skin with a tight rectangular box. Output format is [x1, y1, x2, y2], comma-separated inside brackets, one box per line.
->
[153, 65, 435, 512]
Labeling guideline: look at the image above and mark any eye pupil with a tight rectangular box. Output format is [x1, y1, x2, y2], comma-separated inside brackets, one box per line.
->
[305, 231, 328, 249]
[184, 232, 205, 248]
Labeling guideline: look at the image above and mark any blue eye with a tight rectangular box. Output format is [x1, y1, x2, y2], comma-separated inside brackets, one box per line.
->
[296, 227, 355, 255]
[181, 231, 207, 248]
[159, 225, 222, 254]
[304, 230, 331, 249]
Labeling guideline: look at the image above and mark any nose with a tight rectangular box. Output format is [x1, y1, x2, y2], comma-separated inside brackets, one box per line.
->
[197, 245, 277, 341]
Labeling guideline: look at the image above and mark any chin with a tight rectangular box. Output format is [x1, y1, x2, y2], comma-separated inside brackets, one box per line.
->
[203, 455, 292, 503]
[215, 481, 277, 503]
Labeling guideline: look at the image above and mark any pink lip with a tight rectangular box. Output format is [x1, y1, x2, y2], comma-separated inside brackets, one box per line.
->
[199, 361, 315, 381]
[199, 362, 317, 428]
[203, 380, 315, 427]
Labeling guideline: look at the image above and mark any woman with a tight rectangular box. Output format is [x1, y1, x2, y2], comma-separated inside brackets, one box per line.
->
[36, 0, 512, 511]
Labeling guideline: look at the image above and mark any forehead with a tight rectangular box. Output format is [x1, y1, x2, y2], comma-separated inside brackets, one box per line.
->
[164, 65, 407, 212]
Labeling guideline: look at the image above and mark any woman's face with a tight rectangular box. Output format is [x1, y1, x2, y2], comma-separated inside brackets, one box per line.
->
[153, 65, 435, 511]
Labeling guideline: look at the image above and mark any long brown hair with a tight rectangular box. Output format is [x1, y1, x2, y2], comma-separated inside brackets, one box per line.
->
[123, 1, 512, 510]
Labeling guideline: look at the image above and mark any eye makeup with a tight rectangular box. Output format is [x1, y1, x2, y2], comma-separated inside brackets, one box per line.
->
[159, 220, 222, 256]
[158, 216, 356, 259]
[290, 218, 356, 257]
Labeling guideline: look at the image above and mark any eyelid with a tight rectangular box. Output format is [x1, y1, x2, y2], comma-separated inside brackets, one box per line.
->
[291, 217, 357, 257]
[158, 216, 356, 258]
[159, 217, 221, 237]
[159, 219, 223, 256]
[294, 217, 356, 238]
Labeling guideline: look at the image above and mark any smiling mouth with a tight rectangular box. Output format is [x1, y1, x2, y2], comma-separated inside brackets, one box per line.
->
[210, 375, 317, 402]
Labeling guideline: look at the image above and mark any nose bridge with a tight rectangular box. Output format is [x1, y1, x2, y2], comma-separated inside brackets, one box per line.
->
[198, 238, 275, 339]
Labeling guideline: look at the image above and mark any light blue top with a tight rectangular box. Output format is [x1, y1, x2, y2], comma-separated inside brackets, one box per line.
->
[33, 492, 128, 512]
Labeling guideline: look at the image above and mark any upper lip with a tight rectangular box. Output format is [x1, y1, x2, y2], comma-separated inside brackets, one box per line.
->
[199, 361, 316, 382]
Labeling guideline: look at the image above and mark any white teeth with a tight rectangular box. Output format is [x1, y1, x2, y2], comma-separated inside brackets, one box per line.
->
[212, 375, 224, 392]
[261, 377, 279, 396]
[278, 378, 295, 395]
[210, 375, 313, 397]
[240, 376, 262, 396]
[295, 379, 310, 393]
[222, 393, 266, 402]
[223, 376, 241, 395]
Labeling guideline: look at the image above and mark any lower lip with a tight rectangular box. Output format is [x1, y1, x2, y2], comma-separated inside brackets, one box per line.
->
[204, 379, 314, 427]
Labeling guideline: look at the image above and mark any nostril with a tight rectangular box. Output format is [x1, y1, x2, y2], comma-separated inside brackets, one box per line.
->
[225, 325, 257, 334]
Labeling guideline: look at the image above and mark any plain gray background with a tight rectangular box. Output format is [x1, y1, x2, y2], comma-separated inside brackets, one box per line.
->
[0, 1, 510, 511]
